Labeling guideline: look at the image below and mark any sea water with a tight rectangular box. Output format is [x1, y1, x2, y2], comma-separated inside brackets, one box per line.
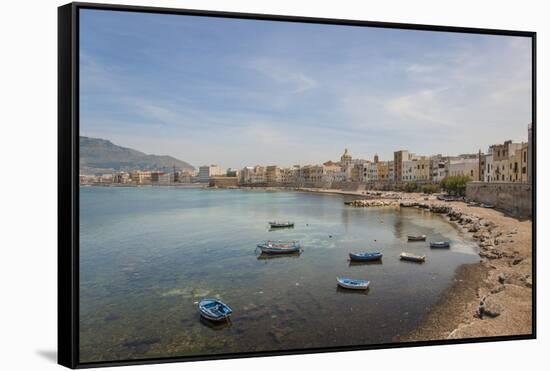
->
[79, 187, 479, 362]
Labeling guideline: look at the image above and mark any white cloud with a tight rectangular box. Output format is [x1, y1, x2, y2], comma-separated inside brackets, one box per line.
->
[384, 87, 454, 127]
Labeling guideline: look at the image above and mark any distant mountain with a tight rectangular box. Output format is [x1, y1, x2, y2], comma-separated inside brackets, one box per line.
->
[79, 136, 195, 175]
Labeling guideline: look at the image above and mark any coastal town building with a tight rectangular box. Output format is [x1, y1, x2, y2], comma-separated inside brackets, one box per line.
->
[376, 161, 390, 182]
[364, 162, 378, 182]
[414, 156, 431, 183]
[338, 149, 355, 181]
[177, 170, 195, 183]
[198, 164, 224, 183]
[393, 150, 410, 182]
[299, 165, 324, 184]
[388, 161, 395, 182]
[240, 165, 266, 184]
[448, 158, 479, 179]
[265, 165, 281, 184]
[150, 171, 165, 183]
[130, 170, 152, 184]
[430, 155, 448, 182]
[113, 172, 131, 184]
[226, 168, 240, 178]
[340, 148, 352, 169]
[401, 160, 416, 182]
[157, 173, 171, 184]
[480, 153, 493, 182]
[280, 166, 300, 184]
[490, 141, 524, 182]
[322, 162, 345, 183]
[97, 174, 113, 184]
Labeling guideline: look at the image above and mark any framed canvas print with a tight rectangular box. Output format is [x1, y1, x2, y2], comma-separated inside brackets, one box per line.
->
[58, 2, 536, 368]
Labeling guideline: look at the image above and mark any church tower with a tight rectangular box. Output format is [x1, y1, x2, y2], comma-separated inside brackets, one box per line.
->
[340, 148, 352, 168]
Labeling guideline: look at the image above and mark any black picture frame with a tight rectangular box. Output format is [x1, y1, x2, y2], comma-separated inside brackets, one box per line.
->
[58, 2, 537, 368]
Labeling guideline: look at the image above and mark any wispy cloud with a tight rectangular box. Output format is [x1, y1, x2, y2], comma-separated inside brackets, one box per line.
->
[249, 58, 318, 94]
[384, 87, 454, 127]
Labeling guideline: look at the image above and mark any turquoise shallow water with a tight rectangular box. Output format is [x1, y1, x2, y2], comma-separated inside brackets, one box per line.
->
[79, 187, 479, 362]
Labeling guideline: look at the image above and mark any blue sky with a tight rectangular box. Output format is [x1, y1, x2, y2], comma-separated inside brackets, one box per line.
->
[80, 9, 532, 168]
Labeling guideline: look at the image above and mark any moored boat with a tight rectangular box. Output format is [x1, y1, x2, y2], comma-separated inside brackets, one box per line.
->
[268, 221, 294, 228]
[198, 298, 233, 322]
[349, 251, 383, 262]
[336, 277, 370, 290]
[430, 241, 450, 248]
[257, 240, 301, 254]
[480, 202, 495, 209]
[407, 234, 427, 241]
[400, 252, 426, 262]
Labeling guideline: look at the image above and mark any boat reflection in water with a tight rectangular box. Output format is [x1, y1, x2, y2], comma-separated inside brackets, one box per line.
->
[199, 315, 232, 331]
[257, 251, 301, 260]
[335, 285, 371, 295]
[348, 259, 383, 267]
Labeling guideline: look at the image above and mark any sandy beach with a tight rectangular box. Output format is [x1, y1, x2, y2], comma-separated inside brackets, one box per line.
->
[281, 187, 533, 340]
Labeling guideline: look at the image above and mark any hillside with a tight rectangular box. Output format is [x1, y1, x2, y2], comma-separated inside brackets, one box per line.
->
[79, 136, 194, 174]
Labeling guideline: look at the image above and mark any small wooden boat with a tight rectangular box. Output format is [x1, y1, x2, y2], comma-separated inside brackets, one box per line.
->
[336, 277, 370, 290]
[480, 203, 495, 209]
[198, 299, 233, 322]
[257, 240, 301, 254]
[430, 241, 450, 248]
[400, 252, 426, 262]
[268, 221, 294, 228]
[349, 252, 383, 262]
[407, 234, 427, 241]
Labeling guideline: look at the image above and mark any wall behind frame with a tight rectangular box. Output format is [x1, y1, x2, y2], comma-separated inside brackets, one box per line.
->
[0, 0, 546, 371]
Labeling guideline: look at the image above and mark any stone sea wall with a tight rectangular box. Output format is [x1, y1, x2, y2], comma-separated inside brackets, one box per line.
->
[466, 182, 532, 218]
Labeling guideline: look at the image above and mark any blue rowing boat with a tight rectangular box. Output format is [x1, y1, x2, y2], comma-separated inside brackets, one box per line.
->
[336, 277, 370, 290]
[430, 241, 450, 248]
[198, 299, 233, 322]
[349, 252, 383, 262]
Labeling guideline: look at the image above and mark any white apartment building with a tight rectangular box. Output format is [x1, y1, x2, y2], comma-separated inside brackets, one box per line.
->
[481, 154, 494, 182]
[401, 160, 416, 181]
[365, 162, 378, 182]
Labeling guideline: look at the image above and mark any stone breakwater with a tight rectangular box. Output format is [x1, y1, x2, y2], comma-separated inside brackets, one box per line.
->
[345, 199, 398, 207]
[397, 199, 532, 340]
